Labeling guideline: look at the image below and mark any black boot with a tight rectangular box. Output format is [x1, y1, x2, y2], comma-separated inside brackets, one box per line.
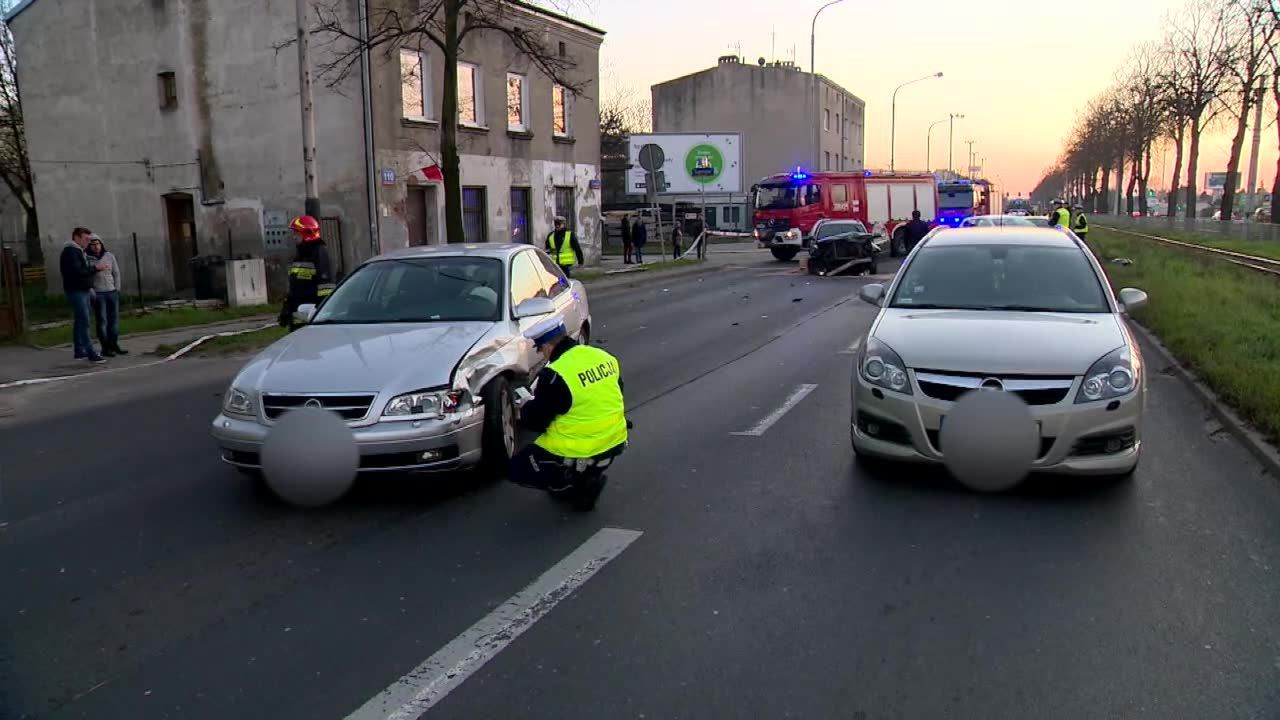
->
[101, 344, 116, 358]
[112, 341, 129, 355]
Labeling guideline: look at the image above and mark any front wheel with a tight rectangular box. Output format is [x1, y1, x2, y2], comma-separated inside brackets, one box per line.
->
[889, 228, 907, 257]
[770, 247, 799, 262]
[480, 377, 517, 476]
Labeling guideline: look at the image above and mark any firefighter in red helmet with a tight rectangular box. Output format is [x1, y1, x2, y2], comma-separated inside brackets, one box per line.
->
[278, 215, 335, 330]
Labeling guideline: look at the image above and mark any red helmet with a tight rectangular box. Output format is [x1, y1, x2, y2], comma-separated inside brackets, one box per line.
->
[289, 215, 321, 241]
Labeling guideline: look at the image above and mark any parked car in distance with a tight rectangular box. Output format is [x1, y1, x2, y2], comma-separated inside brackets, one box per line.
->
[211, 244, 591, 476]
[959, 214, 1039, 228]
[851, 227, 1149, 482]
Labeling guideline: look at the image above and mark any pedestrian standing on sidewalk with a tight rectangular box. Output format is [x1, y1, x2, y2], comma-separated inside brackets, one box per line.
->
[671, 224, 683, 259]
[85, 234, 127, 357]
[695, 219, 707, 259]
[632, 216, 647, 264]
[621, 214, 634, 264]
[60, 227, 108, 364]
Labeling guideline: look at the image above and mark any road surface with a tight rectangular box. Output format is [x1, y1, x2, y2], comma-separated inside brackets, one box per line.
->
[2, 251, 1278, 719]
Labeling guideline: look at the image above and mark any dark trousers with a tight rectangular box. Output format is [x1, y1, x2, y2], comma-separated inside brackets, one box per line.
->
[508, 443, 623, 498]
[91, 290, 120, 349]
[66, 290, 93, 357]
[558, 264, 573, 278]
[672, 239, 682, 259]
[634, 244, 645, 263]
[623, 241, 633, 263]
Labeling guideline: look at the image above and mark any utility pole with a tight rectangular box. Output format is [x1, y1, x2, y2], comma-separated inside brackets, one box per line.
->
[296, 0, 321, 218]
[810, 0, 845, 170]
[948, 113, 963, 175]
[1245, 74, 1266, 215]
[890, 72, 943, 172]
[965, 140, 975, 179]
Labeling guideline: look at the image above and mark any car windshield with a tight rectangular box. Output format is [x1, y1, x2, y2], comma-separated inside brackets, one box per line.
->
[816, 221, 867, 239]
[960, 216, 1037, 227]
[312, 256, 504, 324]
[938, 186, 973, 209]
[755, 184, 800, 210]
[890, 243, 1109, 313]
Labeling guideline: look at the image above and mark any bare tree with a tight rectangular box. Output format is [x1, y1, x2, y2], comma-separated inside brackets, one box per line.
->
[1271, 48, 1280, 223]
[1217, 0, 1277, 220]
[1165, 0, 1235, 218]
[308, 0, 589, 244]
[0, 0, 37, 260]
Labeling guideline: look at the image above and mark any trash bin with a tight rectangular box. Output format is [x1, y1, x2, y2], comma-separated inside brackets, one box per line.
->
[189, 255, 228, 300]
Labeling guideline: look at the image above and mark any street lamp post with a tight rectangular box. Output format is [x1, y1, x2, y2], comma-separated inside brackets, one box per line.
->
[810, 0, 846, 169]
[926, 117, 949, 174]
[965, 140, 976, 179]
[890, 71, 943, 172]
[947, 113, 964, 174]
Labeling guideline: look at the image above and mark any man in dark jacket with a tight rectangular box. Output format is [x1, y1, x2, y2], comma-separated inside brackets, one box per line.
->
[61, 227, 108, 363]
[279, 215, 334, 330]
[632, 217, 648, 263]
[903, 210, 930, 253]
[620, 215, 634, 264]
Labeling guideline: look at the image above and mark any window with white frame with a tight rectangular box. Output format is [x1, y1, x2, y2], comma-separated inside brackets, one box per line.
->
[457, 62, 484, 127]
[506, 73, 528, 131]
[400, 49, 433, 121]
[823, 109, 830, 131]
[553, 85, 572, 137]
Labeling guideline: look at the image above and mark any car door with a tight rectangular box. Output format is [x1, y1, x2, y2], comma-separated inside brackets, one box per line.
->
[509, 250, 553, 377]
[531, 248, 586, 338]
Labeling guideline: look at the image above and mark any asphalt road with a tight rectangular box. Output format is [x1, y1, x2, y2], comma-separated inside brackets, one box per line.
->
[2, 250, 1279, 719]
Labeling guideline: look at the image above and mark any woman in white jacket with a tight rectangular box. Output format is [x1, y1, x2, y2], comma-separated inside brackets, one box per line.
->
[86, 235, 128, 357]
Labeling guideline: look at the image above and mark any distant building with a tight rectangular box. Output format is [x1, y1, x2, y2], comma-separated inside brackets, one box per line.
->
[650, 56, 865, 231]
[9, 0, 603, 296]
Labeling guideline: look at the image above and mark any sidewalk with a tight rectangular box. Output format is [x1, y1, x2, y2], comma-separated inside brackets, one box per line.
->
[0, 315, 275, 386]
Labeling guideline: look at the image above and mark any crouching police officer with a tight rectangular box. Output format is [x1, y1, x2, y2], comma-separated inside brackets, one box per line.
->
[509, 318, 628, 511]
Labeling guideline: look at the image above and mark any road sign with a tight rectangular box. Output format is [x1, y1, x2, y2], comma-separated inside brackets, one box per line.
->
[627, 134, 742, 195]
[638, 144, 665, 173]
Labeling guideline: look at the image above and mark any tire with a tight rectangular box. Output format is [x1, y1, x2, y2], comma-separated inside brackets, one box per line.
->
[770, 247, 799, 262]
[865, 257, 878, 276]
[579, 322, 591, 346]
[889, 228, 907, 257]
[480, 376, 517, 476]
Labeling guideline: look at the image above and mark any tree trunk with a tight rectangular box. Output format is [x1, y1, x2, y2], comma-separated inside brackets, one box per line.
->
[1185, 119, 1202, 218]
[1099, 166, 1111, 214]
[1126, 153, 1139, 215]
[440, 1, 465, 243]
[1138, 146, 1151, 215]
[23, 204, 41, 263]
[1219, 90, 1253, 222]
[1168, 124, 1184, 218]
[1116, 156, 1126, 216]
[1272, 77, 1280, 224]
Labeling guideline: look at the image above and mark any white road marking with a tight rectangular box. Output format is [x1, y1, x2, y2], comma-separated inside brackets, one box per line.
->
[346, 527, 643, 720]
[730, 383, 818, 437]
[838, 337, 864, 355]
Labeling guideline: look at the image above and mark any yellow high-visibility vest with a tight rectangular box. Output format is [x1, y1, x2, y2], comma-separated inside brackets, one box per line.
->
[547, 231, 576, 267]
[535, 345, 628, 458]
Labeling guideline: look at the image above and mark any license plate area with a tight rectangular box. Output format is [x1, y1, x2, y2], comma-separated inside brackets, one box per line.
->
[937, 415, 1041, 435]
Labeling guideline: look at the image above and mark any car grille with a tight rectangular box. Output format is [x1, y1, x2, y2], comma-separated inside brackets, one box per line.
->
[928, 430, 1056, 461]
[1071, 427, 1137, 457]
[261, 393, 376, 421]
[915, 371, 1074, 406]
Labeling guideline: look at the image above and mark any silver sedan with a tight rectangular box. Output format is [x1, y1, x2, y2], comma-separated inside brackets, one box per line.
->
[211, 244, 590, 474]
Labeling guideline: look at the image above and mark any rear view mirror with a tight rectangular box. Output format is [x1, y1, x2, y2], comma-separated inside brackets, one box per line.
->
[294, 303, 317, 323]
[858, 283, 885, 307]
[514, 296, 556, 319]
[1118, 288, 1147, 313]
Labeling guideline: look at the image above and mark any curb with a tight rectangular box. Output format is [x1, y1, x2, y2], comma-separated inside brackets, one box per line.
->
[1128, 319, 1280, 480]
[583, 262, 730, 299]
[30, 314, 277, 351]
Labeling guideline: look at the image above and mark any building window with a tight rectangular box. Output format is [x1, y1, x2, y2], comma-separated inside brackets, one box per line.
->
[553, 85, 572, 137]
[510, 187, 531, 243]
[158, 71, 177, 110]
[506, 73, 528, 131]
[722, 206, 732, 224]
[400, 49, 432, 120]
[824, 151, 831, 170]
[731, 206, 742, 226]
[558, 41, 566, 57]
[835, 113, 840, 131]
[554, 186, 575, 228]
[704, 206, 716, 229]
[457, 62, 484, 127]
[462, 187, 487, 242]
[823, 109, 830, 131]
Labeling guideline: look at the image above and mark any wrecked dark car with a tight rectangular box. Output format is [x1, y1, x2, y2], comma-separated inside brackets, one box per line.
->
[807, 219, 883, 276]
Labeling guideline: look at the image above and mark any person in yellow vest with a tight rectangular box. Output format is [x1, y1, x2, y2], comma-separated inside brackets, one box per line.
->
[1072, 204, 1089, 240]
[509, 318, 628, 511]
[545, 216, 584, 277]
[1050, 199, 1072, 229]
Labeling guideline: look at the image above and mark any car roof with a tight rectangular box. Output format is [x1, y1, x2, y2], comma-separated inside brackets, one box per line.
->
[369, 243, 532, 263]
[927, 227, 1081, 247]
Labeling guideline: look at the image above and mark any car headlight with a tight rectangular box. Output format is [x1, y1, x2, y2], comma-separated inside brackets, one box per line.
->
[382, 389, 462, 419]
[858, 337, 913, 395]
[1075, 345, 1141, 403]
[223, 387, 255, 416]
[784, 229, 802, 242]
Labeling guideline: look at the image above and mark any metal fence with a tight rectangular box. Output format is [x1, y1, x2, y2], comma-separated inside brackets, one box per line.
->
[1098, 214, 1280, 244]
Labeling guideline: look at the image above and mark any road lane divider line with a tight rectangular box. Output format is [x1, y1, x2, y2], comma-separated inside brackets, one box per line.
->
[838, 337, 863, 355]
[346, 527, 643, 720]
[730, 384, 818, 437]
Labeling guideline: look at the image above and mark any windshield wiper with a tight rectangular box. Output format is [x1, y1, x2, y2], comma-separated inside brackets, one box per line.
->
[890, 303, 985, 310]
[980, 304, 1070, 312]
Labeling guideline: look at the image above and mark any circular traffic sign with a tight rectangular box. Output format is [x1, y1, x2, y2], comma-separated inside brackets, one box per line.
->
[638, 143, 665, 172]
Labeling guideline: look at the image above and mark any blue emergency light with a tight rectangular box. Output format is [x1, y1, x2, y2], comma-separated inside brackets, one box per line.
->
[790, 167, 809, 181]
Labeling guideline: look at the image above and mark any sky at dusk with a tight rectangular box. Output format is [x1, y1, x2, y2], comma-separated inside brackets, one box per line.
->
[569, 0, 1277, 199]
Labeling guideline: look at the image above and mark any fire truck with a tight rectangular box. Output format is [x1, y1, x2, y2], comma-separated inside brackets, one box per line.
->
[752, 169, 939, 261]
[936, 179, 1001, 227]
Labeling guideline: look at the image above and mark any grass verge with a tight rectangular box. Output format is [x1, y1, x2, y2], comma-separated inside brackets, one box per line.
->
[1098, 223, 1280, 262]
[576, 258, 702, 283]
[1090, 227, 1280, 443]
[25, 303, 275, 347]
[154, 325, 287, 357]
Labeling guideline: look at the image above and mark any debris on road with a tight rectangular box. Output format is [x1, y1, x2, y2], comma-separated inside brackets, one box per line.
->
[792, 298, 803, 302]
[1111, 257, 1134, 266]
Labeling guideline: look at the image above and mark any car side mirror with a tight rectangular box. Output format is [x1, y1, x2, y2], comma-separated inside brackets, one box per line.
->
[858, 283, 885, 307]
[1118, 288, 1147, 313]
[514, 296, 556, 319]
[294, 303, 316, 323]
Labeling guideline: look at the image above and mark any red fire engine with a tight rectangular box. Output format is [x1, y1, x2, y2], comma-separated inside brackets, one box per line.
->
[752, 169, 939, 261]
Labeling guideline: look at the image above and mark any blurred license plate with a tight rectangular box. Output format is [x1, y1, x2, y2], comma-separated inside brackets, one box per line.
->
[938, 416, 1041, 435]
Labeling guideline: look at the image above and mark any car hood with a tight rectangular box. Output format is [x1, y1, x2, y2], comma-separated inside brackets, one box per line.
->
[872, 309, 1126, 375]
[234, 322, 494, 394]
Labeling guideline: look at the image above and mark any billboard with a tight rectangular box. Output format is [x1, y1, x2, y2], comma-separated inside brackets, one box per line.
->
[1205, 172, 1240, 191]
[627, 133, 743, 195]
